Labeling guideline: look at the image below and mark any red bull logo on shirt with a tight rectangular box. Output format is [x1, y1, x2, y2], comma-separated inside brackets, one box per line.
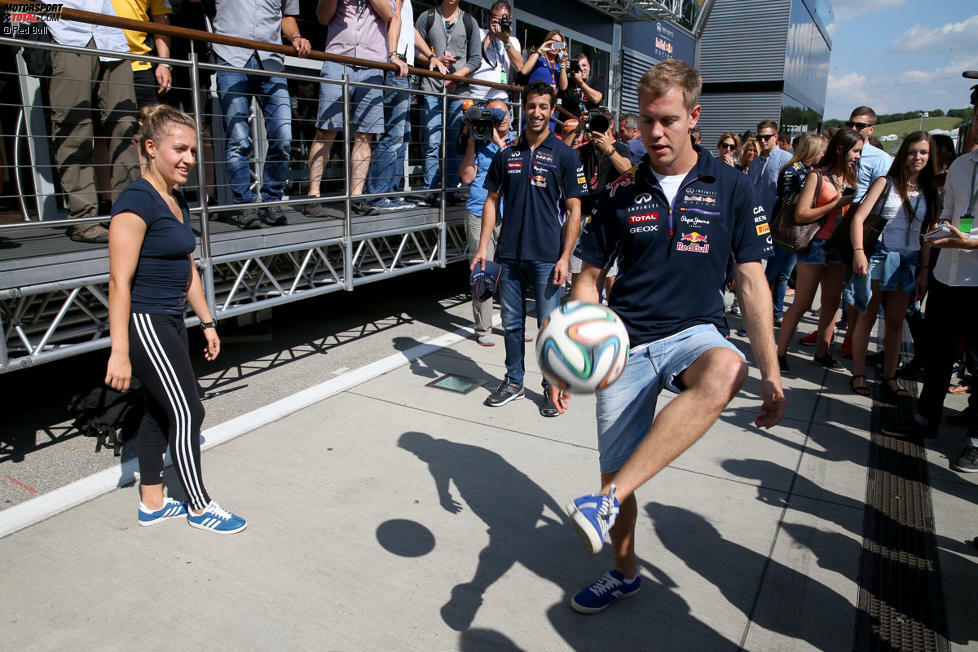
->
[608, 172, 635, 198]
[676, 232, 710, 253]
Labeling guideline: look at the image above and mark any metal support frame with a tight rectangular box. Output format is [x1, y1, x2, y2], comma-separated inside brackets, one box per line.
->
[0, 35, 481, 375]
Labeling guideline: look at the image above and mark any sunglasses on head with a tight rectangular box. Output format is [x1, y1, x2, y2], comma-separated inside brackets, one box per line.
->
[846, 121, 872, 130]
[757, 133, 775, 141]
[720, 142, 736, 150]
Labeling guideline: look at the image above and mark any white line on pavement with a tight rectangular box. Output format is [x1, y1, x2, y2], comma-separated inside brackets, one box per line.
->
[0, 317, 499, 539]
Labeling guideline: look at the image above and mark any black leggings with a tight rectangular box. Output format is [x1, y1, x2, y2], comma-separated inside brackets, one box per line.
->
[129, 313, 211, 511]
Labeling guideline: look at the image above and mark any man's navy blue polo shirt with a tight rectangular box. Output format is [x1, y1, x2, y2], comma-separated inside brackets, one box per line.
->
[576, 146, 774, 347]
[484, 131, 587, 262]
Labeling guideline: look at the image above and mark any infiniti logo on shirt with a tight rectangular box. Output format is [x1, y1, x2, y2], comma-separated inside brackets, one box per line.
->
[633, 193, 653, 204]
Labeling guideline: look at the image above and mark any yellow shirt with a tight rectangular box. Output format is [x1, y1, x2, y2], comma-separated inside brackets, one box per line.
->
[109, 0, 173, 71]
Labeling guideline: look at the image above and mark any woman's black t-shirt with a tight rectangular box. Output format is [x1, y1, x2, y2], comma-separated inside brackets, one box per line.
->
[111, 178, 196, 315]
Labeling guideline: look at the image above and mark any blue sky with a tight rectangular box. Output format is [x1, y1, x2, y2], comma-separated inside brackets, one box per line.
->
[823, 0, 978, 120]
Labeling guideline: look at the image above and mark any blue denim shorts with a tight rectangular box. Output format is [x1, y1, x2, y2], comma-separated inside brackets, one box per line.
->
[595, 324, 745, 474]
[869, 249, 920, 294]
[317, 61, 385, 133]
[797, 237, 841, 266]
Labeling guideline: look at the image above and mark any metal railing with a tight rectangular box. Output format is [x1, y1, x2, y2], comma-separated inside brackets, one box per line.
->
[0, 1, 533, 373]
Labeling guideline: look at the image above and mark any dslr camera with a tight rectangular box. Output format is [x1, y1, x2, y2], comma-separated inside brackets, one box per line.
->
[496, 16, 512, 32]
[569, 59, 581, 75]
[463, 105, 508, 142]
[583, 111, 610, 135]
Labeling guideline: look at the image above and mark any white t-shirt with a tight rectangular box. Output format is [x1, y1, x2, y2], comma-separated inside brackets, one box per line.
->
[879, 187, 926, 253]
[395, 0, 415, 63]
[651, 170, 686, 205]
[469, 30, 521, 101]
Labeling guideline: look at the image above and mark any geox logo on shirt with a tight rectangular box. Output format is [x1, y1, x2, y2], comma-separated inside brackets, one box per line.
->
[676, 232, 709, 253]
[629, 212, 658, 223]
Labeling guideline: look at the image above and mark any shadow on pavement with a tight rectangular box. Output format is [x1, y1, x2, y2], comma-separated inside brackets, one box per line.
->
[399, 431, 734, 648]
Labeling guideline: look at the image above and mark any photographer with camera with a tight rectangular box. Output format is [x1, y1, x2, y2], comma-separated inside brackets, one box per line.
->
[470, 1, 523, 103]
[568, 108, 631, 292]
[561, 53, 603, 119]
[460, 100, 512, 346]
[520, 30, 568, 93]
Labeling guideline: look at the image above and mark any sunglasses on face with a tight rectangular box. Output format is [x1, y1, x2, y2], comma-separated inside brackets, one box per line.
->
[757, 134, 775, 141]
[846, 121, 872, 130]
[720, 142, 736, 150]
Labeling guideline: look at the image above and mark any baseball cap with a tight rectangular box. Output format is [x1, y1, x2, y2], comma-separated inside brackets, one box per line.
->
[469, 261, 502, 303]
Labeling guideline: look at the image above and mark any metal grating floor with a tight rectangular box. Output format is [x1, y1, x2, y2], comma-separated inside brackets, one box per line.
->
[854, 375, 950, 651]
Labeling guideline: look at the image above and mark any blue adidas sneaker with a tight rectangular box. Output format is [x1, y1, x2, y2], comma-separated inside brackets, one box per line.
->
[571, 569, 641, 613]
[186, 501, 247, 535]
[138, 498, 187, 526]
[566, 485, 620, 555]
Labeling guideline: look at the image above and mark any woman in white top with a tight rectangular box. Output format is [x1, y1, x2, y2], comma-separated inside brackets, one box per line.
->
[849, 131, 939, 399]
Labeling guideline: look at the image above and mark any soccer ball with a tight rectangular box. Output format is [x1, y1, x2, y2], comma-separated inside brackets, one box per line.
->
[536, 301, 629, 394]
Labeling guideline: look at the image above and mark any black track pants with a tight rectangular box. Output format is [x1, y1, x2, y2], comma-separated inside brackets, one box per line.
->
[129, 313, 211, 510]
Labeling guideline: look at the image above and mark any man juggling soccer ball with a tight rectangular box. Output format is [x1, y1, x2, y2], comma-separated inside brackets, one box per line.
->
[545, 60, 786, 614]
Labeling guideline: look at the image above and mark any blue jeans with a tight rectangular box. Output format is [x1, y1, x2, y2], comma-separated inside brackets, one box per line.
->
[365, 72, 412, 199]
[497, 259, 562, 387]
[421, 93, 464, 191]
[765, 246, 797, 319]
[216, 54, 292, 203]
[596, 324, 744, 473]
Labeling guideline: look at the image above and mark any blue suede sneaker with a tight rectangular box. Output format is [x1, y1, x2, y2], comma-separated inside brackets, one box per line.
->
[566, 484, 620, 555]
[138, 498, 187, 527]
[186, 501, 247, 535]
[571, 569, 641, 613]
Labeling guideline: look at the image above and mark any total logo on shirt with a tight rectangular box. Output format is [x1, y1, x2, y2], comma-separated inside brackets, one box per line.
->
[676, 231, 710, 253]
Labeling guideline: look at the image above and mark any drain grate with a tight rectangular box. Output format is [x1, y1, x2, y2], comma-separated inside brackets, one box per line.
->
[854, 376, 949, 651]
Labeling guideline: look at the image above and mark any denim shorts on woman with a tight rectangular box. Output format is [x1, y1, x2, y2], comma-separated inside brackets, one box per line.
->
[595, 324, 745, 474]
[797, 237, 841, 266]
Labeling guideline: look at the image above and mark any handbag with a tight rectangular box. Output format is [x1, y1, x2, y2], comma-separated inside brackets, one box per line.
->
[770, 170, 824, 253]
[825, 176, 893, 264]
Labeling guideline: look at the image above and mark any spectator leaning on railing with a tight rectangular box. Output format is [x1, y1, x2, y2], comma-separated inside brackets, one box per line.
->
[109, 0, 173, 109]
[414, 0, 482, 207]
[363, 0, 416, 213]
[560, 52, 602, 119]
[305, 0, 395, 219]
[211, 0, 311, 230]
[41, 0, 141, 244]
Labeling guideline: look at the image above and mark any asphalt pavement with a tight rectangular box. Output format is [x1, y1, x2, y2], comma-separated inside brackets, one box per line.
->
[1, 275, 976, 650]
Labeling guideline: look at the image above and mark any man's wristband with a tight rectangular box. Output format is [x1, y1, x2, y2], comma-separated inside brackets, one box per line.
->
[290, 33, 302, 42]
[389, 51, 399, 59]
[200, 321, 216, 330]
[853, 248, 864, 251]
[158, 63, 172, 70]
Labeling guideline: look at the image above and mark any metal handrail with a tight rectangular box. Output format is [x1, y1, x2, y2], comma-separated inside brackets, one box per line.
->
[0, 0, 523, 94]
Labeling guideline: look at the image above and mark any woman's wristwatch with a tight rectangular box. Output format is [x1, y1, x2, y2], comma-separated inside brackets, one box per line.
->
[200, 321, 216, 330]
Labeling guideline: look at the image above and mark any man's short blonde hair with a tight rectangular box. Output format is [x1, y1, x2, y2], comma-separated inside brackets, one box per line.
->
[637, 59, 702, 112]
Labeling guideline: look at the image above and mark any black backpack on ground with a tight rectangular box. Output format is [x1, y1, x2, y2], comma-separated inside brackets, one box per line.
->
[68, 382, 144, 456]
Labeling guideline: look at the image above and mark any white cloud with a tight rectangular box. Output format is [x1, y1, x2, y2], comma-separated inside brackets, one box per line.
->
[891, 15, 978, 53]
[828, 0, 905, 24]
[825, 58, 978, 119]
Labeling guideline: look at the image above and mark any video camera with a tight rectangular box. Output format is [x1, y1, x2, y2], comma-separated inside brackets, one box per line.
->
[463, 105, 508, 142]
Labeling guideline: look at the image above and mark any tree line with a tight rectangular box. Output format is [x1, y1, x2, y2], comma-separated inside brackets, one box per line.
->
[824, 107, 975, 128]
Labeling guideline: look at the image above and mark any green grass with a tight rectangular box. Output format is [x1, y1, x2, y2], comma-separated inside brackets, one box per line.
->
[872, 116, 962, 139]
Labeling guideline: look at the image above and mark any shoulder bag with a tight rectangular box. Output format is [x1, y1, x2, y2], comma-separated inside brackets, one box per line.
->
[825, 176, 894, 265]
[770, 170, 824, 253]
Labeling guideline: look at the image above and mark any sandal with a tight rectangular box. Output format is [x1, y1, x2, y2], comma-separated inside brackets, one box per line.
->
[850, 374, 870, 397]
[881, 376, 910, 402]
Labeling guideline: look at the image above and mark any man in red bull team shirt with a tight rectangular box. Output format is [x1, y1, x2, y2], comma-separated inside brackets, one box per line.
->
[549, 60, 786, 614]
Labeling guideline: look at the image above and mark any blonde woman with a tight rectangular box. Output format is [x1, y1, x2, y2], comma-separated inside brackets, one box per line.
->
[105, 105, 246, 534]
[521, 30, 568, 92]
[738, 137, 760, 173]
